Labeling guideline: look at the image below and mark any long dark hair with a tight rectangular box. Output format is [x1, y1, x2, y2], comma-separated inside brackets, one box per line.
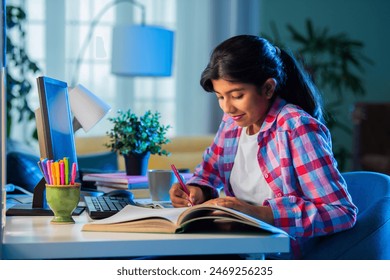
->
[200, 35, 324, 122]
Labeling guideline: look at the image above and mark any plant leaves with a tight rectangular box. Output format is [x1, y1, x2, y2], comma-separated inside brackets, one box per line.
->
[105, 109, 171, 156]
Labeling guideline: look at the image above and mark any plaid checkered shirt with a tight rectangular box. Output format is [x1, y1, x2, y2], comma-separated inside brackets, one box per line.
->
[186, 97, 357, 258]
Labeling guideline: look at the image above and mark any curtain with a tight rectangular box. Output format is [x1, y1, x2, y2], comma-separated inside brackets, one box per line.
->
[175, 0, 260, 135]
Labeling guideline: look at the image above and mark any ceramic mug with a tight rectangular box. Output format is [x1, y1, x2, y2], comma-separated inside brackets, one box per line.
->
[147, 170, 177, 201]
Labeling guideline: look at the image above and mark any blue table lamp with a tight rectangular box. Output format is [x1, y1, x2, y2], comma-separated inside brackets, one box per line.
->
[111, 25, 174, 77]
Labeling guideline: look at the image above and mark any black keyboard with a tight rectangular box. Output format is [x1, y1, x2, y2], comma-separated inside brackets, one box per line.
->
[84, 195, 135, 219]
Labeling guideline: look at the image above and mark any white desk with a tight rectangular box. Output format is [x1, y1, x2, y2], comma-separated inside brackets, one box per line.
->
[2, 210, 289, 260]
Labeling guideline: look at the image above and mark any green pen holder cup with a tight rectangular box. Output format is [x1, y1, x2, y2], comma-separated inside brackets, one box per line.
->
[45, 183, 81, 224]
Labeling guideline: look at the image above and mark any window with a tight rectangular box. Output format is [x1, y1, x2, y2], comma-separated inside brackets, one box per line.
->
[10, 0, 177, 142]
[65, 0, 118, 137]
[67, 0, 177, 137]
[10, 0, 260, 142]
[7, 0, 46, 141]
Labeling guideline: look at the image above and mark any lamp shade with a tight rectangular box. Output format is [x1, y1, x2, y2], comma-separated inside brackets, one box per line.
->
[68, 84, 111, 132]
[111, 25, 174, 77]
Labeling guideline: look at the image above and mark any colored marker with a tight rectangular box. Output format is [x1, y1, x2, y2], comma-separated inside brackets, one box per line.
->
[41, 158, 50, 183]
[53, 161, 60, 185]
[59, 161, 65, 185]
[70, 162, 77, 185]
[47, 160, 53, 185]
[63, 157, 69, 185]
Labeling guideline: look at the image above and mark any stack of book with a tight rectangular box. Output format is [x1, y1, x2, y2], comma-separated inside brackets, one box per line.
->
[82, 172, 150, 198]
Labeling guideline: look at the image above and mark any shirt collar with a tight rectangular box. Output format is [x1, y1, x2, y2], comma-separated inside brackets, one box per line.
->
[260, 96, 286, 133]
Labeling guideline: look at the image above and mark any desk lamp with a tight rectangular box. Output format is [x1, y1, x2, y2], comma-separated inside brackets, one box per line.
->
[69, 84, 111, 132]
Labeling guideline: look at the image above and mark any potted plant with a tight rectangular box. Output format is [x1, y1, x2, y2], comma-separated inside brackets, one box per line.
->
[105, 109, 171, 175]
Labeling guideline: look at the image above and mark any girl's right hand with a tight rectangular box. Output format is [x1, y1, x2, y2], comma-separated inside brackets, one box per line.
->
[169, 183, 205, 207]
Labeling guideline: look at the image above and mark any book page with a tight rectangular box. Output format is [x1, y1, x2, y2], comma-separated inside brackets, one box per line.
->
[86, 205, 187, 225]
[83, 218, 179, 233]
[178, 204, 290, 237]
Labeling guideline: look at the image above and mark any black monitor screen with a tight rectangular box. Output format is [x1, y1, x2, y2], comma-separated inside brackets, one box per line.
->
[37, 76, 78, 170]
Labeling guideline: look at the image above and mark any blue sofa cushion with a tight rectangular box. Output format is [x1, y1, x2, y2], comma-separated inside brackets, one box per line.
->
[7, 151, 42, 193]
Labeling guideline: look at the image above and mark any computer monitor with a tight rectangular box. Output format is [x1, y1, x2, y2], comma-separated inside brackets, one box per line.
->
[36, 76, 78, 170]
[6, 76, 84, 216]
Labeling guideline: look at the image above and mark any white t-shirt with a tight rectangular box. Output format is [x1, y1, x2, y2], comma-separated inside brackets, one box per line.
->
[230, 127, 274, 205]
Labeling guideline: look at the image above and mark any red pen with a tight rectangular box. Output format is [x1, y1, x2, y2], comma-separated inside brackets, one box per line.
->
[171, 164, 193, 206]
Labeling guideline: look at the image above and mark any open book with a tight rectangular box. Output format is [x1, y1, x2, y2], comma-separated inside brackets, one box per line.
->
[82, 204, 290, 237]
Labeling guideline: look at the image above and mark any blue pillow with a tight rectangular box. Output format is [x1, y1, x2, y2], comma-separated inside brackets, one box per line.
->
[7, 151, 43, 193]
